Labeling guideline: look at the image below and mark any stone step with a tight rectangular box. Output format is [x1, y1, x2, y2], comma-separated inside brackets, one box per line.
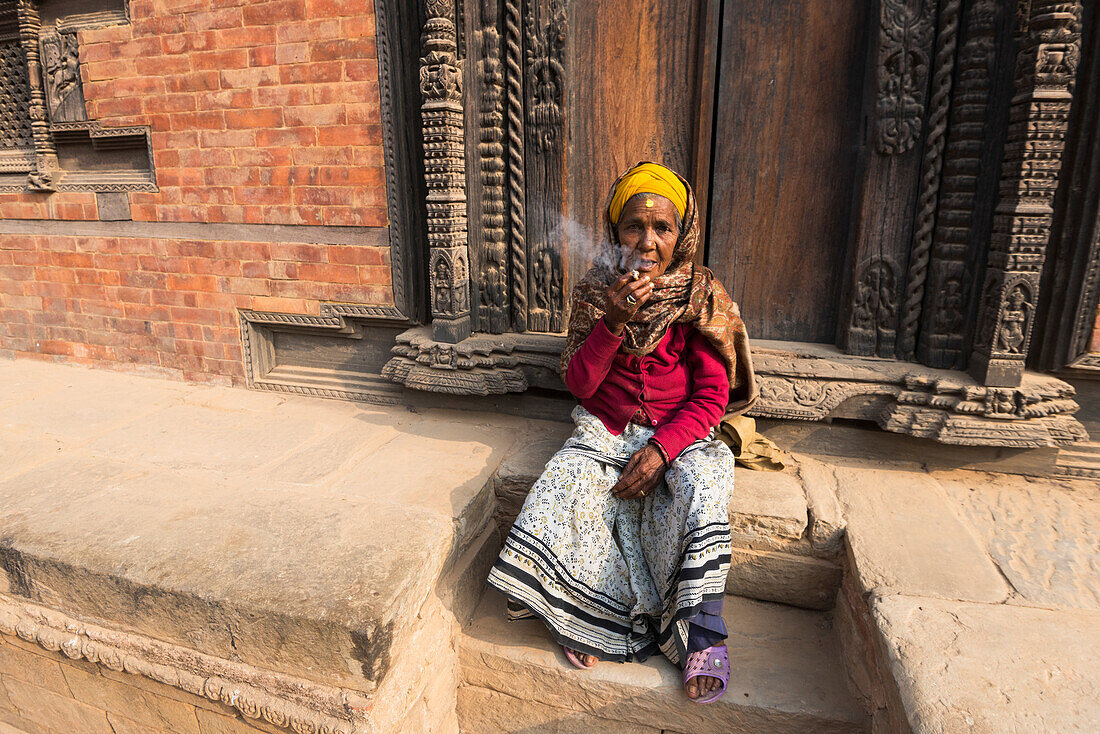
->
[457, 589, 868, 734]
[492, 433, 846, 609]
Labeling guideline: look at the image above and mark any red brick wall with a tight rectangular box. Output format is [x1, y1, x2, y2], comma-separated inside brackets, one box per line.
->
[0, 0, 394, 383]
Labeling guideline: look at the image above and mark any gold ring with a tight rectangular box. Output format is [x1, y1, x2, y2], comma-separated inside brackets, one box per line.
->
[626, 295, 638, 306]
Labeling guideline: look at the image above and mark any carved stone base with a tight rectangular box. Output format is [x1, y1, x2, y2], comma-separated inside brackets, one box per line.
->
[381, 325, 560, 396]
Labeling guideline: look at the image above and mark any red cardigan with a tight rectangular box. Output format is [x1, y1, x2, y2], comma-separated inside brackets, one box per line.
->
[564, 317, 730, 461]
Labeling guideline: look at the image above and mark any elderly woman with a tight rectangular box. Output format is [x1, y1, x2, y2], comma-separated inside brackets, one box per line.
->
[487, 162, 756, 703]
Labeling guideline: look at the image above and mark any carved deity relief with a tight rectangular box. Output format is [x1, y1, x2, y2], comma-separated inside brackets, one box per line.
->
[433, 255, 455, 314]
[40, 31, 84, 122]
[996, 284, 1034, 354]
[524, 2, 566, 153]
[876, 0, 934, 155]
[849, 258, 899, 356]
[420, 42, 462, 101]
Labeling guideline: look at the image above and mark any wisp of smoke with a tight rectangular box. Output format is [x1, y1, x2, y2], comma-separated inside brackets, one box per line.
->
[549, 213, 646, 275]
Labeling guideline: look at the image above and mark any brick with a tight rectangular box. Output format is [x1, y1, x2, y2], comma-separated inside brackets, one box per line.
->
[2, 677, 113, 734]
[225, 107, 283, 128]
[242, 0, 306, 25]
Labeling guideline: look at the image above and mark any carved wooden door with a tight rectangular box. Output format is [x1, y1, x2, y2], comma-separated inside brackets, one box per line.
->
[703, 0, 869, 343]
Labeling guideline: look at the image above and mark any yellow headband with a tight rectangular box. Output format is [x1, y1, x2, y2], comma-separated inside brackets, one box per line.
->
[608, 162, 688, 225]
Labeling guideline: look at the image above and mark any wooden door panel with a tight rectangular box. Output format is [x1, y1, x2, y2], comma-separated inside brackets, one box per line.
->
[706, 0, 867, 342]
[565, 0, 705, 303]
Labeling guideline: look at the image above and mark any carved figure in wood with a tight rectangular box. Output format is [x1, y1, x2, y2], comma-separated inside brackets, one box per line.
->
[41, 30, 82, 122]
[848, 258, 898, 357]
[876, 0, 935, 155]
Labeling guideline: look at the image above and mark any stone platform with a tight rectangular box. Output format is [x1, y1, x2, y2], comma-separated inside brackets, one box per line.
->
[0, 359, 545, 732]
[0, 357, 1097, 733]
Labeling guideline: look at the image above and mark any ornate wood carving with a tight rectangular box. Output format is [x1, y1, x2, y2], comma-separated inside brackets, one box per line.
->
[0, 4, 34, 174]
[421, 0, 471, 343]
[846, 256, 899, 357]
[40, 29, 83, 122]
[917, 0, 1003, 368]
[524, 0, 567, 333]
[898, 0, 961, 359]
[1033, 0, 1100, 373]
[504, 0, 528, 331]
[970, 0, 1082, 386]
[476, 0, 509, 333]
[876, 0, 936, 155]
[15, 0, 56, 191]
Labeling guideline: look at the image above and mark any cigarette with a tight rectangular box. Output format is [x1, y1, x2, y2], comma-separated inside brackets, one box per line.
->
[630, 269, 639, 280]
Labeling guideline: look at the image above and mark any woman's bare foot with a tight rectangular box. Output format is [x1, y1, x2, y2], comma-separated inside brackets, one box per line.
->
[564, 647, 598, 667]
[685, 674, 722, 700]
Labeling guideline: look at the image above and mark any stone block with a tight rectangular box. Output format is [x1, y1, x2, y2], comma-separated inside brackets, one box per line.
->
[97, 666, 238, 716]
[832, 466, 1008, 603]
[196, 709, 272, 734]
[2, 677, 113, 734]
[872, 595, 1100, 733]
[729, 470, 808, 541]
[61, 666, 200, 733]
[726, 547, 842, 610]
[933, 469, 1100, 611]
[460, 590, 867, 734]
[459, 684, 663, 733]
[107, 711, 177, 734]
[797, 456, 847, 555]
[0, 638, 70, 694]
[0, 711, 40, 734]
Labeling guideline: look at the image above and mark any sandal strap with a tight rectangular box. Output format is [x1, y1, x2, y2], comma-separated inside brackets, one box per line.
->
[682, 645, 730, 687]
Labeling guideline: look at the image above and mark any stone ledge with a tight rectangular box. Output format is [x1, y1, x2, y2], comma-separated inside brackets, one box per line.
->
[871, 595, 1100, 733]
[0, 594, 366, 734]
[0, 359, 543, 706]
[459, 590, 868, 734]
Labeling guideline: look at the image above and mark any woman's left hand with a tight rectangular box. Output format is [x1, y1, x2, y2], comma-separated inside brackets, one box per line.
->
[611, 444, 666, 500]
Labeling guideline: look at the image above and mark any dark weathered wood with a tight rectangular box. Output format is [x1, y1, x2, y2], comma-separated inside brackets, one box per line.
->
[969, 0, 1084, 387]
[691, 0, 721, 264]
[707, 0, 868, 343]
[525, 0, 568, 333]
[1034, 0, 1100, 372]
[838, 0, 936, 356]
[566, 0, 704, 303]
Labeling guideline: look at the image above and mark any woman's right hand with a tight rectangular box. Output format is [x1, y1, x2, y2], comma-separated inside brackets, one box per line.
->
[603, 272, 653, 334]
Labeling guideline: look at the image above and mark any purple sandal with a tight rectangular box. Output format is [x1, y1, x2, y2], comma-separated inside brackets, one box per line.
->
[682, 645, 729, 704]
[562, 645, 597, 669]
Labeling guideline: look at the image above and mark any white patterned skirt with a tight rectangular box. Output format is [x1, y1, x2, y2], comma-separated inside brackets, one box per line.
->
[487, 406, 735, 666]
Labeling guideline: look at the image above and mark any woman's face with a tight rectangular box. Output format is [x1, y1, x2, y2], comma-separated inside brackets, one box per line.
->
[615, 194, 679, 279]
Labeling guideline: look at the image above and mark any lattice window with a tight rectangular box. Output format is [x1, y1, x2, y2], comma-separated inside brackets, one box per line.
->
[0, 2, 34, 172]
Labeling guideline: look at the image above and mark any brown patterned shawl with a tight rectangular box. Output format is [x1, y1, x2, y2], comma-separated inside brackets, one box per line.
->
[560, 162, 758, 417]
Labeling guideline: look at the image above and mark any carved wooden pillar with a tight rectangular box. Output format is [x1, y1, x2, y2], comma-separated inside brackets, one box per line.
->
[840, 0, 937, 358]
[421, 0, 472, 343]
[916, 0, 1006, 369]
[969, 0, 1082, 386]
[15, 0, 56, 191]
[473, 0, 510, 333]
[524, 0, 567, 333]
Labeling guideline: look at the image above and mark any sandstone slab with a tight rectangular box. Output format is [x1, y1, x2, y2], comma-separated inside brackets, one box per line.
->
[872, 594, 1100, 733]
[0, 358, 531, 697]
[832, 466, 1008, 603]
[729, 469, 808, 541]
[460, 590, 867, 734]
[933, 469, 1100, 611]
[727, 547, 842, 610]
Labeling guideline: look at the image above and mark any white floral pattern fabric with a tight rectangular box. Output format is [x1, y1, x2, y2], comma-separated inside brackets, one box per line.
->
[487, 406, 735, 665]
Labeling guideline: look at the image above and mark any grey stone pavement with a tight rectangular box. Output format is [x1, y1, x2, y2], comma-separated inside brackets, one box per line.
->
[1, 357, 1098, 732]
